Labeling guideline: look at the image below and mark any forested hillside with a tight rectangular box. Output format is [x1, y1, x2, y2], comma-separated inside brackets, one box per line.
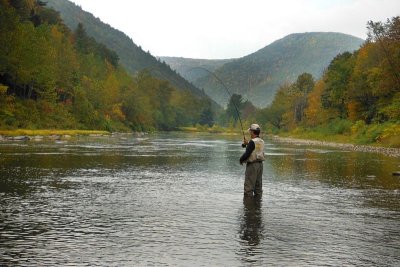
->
[158, 57, 233, 84]
[0, 0, 215, 131]
[255, 17, 400, 146]
[46, 0, 205, 97]
[194, 32, 364, 107]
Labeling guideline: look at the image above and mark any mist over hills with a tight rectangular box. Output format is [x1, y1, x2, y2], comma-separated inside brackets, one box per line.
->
[157, 57, 234, 83]
[47, 0, 363, 108]
[163, 33, 364, 107]
[47, 0, 206, 97]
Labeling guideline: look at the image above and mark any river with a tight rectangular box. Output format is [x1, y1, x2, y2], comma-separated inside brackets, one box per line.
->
[0, 132, 399, 266]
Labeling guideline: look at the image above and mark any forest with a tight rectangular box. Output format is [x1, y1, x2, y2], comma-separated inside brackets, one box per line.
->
[0, 0, 215, 132]
[46, 0, 205, 98]
[1, 0, 398, 147]
[248, 16, 399, 147]
[220, 17, 399, 147]
[194, 32, 363, 107]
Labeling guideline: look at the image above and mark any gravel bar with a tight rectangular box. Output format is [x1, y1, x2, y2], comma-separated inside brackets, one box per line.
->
[271, 135, 400, 158]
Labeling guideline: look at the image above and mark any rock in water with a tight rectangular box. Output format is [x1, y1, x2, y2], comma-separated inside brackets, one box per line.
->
[11, 136, 30, 141]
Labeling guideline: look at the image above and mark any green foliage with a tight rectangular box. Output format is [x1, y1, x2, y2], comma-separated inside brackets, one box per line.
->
[295, 73, 315, 93]
[377, 123, 400, 147]
[198, 99, 214, 127]
[349, 121, 400, 146]
[46, 0, 206, 98]
[379, 92, 400, 121]
[320, 119, 353, 135]
[74, 23, 119, 67]
[193, 32, 363, 107]
[255, 17, 399, 146]
[225, 94, 244, 122]
[255, 74, 314, 131]
[0, 1, 215, 132]
[321, 52, 355, 117]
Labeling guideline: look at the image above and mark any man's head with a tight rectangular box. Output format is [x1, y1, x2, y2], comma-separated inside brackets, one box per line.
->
[248, 123, 261, 137]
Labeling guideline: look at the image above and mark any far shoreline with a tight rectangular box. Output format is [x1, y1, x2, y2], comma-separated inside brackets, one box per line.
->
[0, 129, 111, 141]
[1, 128, 399, 157]
[270, 135, 400, 158]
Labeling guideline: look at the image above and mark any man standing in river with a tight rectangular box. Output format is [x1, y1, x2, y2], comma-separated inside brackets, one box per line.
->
[240, 124, 265, 197]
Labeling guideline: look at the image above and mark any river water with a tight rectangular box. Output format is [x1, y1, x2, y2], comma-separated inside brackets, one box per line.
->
[0, 132, 399, 266]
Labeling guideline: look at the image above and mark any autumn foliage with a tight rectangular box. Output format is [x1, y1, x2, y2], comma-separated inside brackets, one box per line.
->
[0, 0, 214, 131]
[257, 17, 400, 146]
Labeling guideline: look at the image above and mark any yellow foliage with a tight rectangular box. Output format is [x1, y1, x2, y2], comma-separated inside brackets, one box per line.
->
[379, 124, 400, 139]
[376, 124, 400, 148]
[111, 103, 126, 121]
[104, 73, 120, 104]
[347, 100, 361, 121]
[50, 26, 63, 41]
[304, 80, 324, 127]
[0, 84, 8, 95]
[282, 110, 296, 130]
[25, 0, 36, 11]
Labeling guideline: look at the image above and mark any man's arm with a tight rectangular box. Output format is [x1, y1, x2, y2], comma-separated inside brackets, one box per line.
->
[240, 140, 255, 164]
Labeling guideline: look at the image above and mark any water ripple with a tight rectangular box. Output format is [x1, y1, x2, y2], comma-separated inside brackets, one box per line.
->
[0, 133, 399, 266]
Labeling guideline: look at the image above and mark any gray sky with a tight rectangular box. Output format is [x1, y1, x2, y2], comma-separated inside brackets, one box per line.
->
[69, 0, 399, 59]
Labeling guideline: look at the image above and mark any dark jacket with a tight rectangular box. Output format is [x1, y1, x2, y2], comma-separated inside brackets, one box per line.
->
[240, 140, 255, 164]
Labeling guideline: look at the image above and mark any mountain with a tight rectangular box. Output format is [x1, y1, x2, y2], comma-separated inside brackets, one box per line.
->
[0, 0, 216, 131]
[158, 57, 234, 83]
[46, 0, 205, 97]
[169, 32, 364, 107]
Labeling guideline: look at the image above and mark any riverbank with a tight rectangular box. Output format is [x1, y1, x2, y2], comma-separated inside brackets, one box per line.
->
[0, 129, 110, 141]
[271, 135, 400, 158]
[178, 126, 240, 135]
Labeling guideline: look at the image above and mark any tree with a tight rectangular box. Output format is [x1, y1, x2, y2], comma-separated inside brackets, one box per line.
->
[199, 98, 214, 126]
[226, 93, 244, 122]
[321, 52, 355, 118]
[74, 23, 119, 67]
[241, 100, 257, 120]
[295, 73, 314, 94]
[304, 80, 329, 127]
[293, 73, 314, 123]
[257, 83, 292, 129]
[0, 0, 232, 131]
[367, 17, 400, 89]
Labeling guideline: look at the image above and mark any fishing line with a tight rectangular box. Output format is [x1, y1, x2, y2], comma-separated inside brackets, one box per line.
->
[189, 67, 246, 139]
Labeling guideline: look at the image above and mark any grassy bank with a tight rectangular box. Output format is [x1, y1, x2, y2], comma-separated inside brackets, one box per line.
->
[0, 129, 110, 137]
[275, 121, 400, 148]
[180, 121, 400, 148]
[271, 135, 400, 157]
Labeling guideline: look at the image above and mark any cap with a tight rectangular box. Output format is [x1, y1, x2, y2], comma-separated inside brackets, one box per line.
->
[248, 123, 260, 132]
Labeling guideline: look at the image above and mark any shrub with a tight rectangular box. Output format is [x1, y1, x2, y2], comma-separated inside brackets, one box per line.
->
[377, 123, 400, 147]
[351, 120, 366, 136]
[323, 119, 352, 135]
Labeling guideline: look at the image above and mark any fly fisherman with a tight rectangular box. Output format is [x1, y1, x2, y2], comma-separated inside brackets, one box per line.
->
[240, 124, 265, 197]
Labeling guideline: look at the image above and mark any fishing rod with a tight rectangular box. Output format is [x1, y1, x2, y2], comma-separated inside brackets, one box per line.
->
[189, 67, 246, 141]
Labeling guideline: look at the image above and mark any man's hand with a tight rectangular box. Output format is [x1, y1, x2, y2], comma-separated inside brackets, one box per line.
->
[242, 137, 248, 148]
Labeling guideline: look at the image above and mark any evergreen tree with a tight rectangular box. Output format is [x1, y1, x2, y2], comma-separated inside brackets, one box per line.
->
[226, 94, 244, 122]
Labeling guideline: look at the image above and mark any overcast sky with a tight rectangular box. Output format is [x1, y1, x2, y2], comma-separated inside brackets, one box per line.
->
[69, 0, 399, 59]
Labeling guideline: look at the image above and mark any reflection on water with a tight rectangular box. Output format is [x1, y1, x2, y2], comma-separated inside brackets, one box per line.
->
[238, 196, 263, 265]
[0, 133, 399, 266]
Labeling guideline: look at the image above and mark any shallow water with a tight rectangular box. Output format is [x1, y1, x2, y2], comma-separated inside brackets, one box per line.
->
[0, 132, 399, 266]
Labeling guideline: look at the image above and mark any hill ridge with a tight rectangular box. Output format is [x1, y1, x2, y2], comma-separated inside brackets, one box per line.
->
[164, 32, 364, 107]
[47, 0, 206, 97]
